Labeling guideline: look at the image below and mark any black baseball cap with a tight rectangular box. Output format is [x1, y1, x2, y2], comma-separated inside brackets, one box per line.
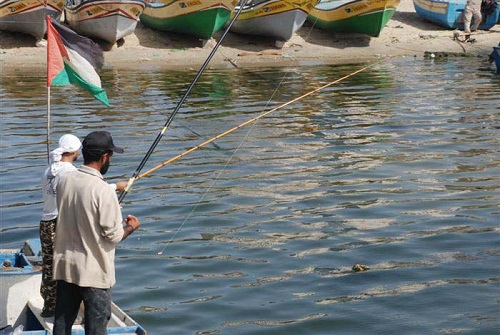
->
[82, 131, 124, 154]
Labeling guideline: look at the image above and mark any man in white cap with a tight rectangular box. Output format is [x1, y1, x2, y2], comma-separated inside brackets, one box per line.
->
[39, 134, 127, 317]
[40, 134, 82, 317]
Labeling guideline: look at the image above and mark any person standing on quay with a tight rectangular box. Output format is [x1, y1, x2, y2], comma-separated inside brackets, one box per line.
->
[463, 0, 483, 38]
[52, 131, 140, 335]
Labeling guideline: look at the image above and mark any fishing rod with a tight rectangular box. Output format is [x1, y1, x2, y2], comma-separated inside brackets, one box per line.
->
[153, 57, 392, 256]
[118, 0, 249, 203]
[134, 57, 392, 182]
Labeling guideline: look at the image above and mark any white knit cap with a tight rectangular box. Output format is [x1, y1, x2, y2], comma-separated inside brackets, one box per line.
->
[49, 134, 82, 162]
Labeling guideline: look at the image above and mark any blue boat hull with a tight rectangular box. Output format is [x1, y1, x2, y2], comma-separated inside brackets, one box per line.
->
[412, 0, 500, 30]
[493, 46, 500, 74]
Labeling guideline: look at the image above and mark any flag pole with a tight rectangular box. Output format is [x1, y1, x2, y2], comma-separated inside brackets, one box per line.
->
[46, 15, 51, 164]
[47, 86, 51, 164]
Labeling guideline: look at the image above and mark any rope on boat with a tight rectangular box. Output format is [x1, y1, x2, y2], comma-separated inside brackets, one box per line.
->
[118, 0, 250, 203]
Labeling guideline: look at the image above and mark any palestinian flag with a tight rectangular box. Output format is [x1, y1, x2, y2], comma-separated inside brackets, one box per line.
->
[46, 16, 110, 107]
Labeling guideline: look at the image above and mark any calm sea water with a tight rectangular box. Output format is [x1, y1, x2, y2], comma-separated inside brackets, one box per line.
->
[1, 57, 499, 334]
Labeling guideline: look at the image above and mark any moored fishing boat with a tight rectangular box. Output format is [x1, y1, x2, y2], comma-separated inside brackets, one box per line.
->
[0, 241, 147, 334]
[412, 0, 500, 30]
[140, 0, 237, 41]
[64, 0, 146, 45]
[229, 0, 319, 46]
[0, 0, 64, 41]
[307, 0, 400, 37]
[492, 45, 500, 74]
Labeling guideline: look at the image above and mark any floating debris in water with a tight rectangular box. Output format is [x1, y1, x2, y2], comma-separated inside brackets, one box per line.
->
[352, 264, 369, 272]
[424, 51, 477, 59]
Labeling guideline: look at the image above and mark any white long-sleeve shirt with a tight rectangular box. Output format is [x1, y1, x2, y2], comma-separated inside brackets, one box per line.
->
[41, 162, 77, 221]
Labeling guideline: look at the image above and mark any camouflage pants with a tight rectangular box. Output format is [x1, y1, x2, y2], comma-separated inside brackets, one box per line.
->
[40, 218, 57, 313]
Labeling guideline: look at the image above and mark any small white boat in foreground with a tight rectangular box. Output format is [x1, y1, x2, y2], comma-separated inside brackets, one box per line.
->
[0, 240, 147, 334]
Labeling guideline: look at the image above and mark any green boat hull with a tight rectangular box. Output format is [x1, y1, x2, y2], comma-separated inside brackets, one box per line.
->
[309, 9, 397, 37]
[140, 7, 231, 40]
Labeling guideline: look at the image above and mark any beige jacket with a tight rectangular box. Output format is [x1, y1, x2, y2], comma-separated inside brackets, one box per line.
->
[53, 165, 124, 289]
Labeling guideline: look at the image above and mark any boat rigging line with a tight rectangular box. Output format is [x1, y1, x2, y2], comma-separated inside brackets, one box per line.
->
[118, 0, 249, 203]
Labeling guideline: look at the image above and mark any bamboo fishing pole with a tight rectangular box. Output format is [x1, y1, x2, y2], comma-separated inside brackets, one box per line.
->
[118, 0, 249, 203]
[134, 57, 392, 182]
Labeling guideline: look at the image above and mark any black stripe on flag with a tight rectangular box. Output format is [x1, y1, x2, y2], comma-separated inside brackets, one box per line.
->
[52, 20, 105, 69]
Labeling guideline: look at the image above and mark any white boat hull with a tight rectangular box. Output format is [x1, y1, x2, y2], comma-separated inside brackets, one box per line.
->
[230, 0, 318, 41]
[64, 0, 145, 44]
[231, 8, 307, 41]
[0, 0, 63, 39]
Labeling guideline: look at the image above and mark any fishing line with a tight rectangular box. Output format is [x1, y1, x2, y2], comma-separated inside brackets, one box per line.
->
[118, 0, 249, 203]
[144, 6, 391, 254]
[154, 57, 391, 255]
[141, 12, 390, 181]
[150, 16, 392, 255]
[137, 56, 392, 183]
[156, 151, 237, 255]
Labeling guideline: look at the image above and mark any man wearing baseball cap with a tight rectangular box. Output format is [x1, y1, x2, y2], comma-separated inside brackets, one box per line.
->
[52, 131, 141, 335]
[39, 133, 129, 318]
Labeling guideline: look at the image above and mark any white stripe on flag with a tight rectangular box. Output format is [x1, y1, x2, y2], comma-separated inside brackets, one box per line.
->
[66, 47, 103, 88]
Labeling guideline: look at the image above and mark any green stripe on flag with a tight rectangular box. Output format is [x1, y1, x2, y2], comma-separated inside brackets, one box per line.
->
[59, 63, 110, 107]
[51, 70, 71, 86]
